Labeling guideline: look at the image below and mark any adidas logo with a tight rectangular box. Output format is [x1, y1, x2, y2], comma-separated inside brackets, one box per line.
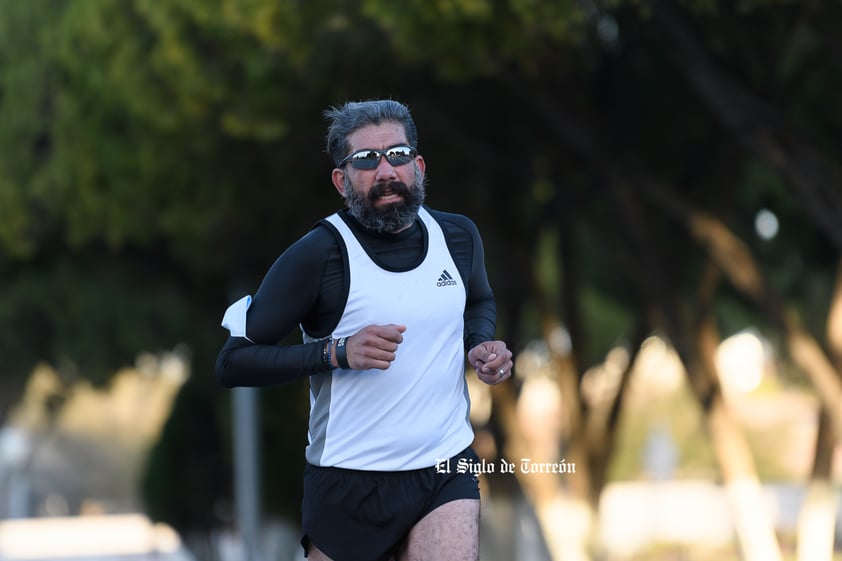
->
[437, 269, 457, 287]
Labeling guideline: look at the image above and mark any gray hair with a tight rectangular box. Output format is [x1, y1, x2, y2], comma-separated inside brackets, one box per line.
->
[324, 100, 419, 167]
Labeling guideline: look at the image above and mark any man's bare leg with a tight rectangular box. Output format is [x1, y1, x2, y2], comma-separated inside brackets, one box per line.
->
[305, 543, 333, 561]
[399, 499, 480, 561]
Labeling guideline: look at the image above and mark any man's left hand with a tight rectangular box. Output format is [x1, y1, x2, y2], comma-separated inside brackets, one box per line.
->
[468, 341, 513, 385]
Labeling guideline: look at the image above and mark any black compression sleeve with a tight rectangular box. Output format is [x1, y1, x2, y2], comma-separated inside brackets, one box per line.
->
[215, 225, 341, 387]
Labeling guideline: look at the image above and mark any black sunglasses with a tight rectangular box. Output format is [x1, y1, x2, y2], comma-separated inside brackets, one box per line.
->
[339, 145, 417, 170]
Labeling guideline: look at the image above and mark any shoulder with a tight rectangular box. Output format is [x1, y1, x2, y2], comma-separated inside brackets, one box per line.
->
[289, 218, 342, 252]
[425, 207, 481, 240]
[267, 219, 342, 274]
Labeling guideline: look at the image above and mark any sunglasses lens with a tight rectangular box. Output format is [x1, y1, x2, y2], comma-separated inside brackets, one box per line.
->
[348, 150, 382, 170]
[385, 146, 415, 166]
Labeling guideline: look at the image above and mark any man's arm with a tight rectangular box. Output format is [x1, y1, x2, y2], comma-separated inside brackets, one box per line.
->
[215, 226, 339, 387]
[439, 211, 513, 385]
[461, 223, 497, 351]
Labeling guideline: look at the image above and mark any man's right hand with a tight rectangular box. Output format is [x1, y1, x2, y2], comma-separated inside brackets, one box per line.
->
[336, 324, 406, 370]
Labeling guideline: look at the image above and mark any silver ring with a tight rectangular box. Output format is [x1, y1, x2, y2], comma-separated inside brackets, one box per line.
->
[498, 369, 505, 376]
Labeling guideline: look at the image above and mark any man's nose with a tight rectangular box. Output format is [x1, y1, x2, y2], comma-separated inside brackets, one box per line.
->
[374, 155, 398, 181]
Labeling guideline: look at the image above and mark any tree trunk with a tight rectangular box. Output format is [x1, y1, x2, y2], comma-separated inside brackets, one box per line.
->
[798, 259, 842, 561]
[490, 374, 593, 561]
[696, 264, 783, 561]
[797, 411, 838, 561]
[706, 395, 784, 561]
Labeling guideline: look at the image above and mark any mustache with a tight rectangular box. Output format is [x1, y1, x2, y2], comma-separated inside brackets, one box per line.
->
[368, 181, 411, 202]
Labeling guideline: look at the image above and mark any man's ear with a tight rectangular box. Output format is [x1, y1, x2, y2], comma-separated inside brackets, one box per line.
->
[331, 168, 346, 197]
[415, 155, 426, 182]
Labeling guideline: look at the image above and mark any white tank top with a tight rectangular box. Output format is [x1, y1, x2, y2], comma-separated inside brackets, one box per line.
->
[303, 207, 474, 470]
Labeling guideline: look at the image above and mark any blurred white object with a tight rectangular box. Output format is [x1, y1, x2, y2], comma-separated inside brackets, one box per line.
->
[0, 513, 193, 561]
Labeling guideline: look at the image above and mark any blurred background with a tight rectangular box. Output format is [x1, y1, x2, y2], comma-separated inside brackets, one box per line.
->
[0, 1, 841, 560]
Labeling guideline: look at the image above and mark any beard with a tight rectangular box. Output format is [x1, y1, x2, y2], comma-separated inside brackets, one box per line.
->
[344, 169, 426, 233]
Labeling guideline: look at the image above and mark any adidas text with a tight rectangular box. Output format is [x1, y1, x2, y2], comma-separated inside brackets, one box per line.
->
[437, 270, 457, 287]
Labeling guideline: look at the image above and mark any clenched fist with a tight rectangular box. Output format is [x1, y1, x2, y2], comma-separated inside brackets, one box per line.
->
[335, 324, 407, 370]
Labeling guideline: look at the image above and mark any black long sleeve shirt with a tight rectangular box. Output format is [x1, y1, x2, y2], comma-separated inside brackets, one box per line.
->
[216, 206, 497, 387]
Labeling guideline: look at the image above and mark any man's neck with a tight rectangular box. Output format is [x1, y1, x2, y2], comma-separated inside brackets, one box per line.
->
[345, 209, 419, 237]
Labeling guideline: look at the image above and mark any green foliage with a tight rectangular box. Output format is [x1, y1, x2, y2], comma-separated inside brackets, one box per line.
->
[0, 257, 198, 382]
[0, 1, 58, 259]
[364, 0, 586, 80]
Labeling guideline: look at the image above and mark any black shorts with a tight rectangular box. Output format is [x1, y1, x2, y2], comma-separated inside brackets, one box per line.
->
[300, 447, 481, 561]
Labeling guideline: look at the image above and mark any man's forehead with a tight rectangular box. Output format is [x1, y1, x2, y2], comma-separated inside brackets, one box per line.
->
[347, 122, 408, 150]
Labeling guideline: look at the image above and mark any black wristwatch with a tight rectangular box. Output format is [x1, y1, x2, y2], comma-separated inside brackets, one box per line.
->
[335, 337, 350, 369]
